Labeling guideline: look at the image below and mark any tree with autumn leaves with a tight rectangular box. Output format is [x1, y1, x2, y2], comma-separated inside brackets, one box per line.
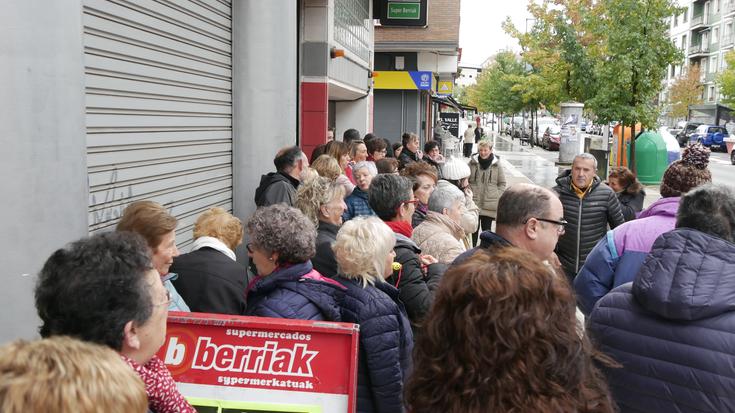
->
[668, 64, 703, 119]
[468, 0, 683, 172]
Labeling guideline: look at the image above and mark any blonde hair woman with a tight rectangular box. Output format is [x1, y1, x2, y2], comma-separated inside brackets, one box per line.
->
[169, 207, 249, 314]
[333, 217, 413, 413]
[311, 154, 342, 181]
[295, 176, 346, 278]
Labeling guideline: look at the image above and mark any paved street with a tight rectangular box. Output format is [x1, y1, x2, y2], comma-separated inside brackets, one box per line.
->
[479, 132, 734, 209]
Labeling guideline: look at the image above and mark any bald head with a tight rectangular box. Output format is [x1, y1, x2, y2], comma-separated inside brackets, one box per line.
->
[496, 183, 563, 261]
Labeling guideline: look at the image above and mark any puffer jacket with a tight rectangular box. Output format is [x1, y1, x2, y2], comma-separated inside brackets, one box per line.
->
[343, 187, 375, 222]
[468, 154, 507, 218]
[588, 228, 735, 413]
[245, 261, 344, 321]
[312, 221, 340, 278]
[574, 197, 680, 315]
[337, 277, 413, 413]
[386, 234, 445, 329]
[617, 189, 646, 222]
[254, 172, 299, 207]
[553, 171, 624, 280]
[412, 211, 466, 264]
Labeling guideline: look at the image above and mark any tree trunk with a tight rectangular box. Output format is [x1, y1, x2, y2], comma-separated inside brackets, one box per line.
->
[630, 122, 637, 175]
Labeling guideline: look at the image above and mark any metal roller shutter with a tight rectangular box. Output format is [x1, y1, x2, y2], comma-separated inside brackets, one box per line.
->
[83, 0, 233, 249]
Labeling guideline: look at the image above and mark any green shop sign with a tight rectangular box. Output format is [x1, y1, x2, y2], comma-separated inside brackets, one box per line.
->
[387, 2, 420, 20]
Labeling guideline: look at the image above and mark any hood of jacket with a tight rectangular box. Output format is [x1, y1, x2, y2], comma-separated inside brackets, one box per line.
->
[251, 261, 345, 320]
[633, 228, 735, 321]
[420, 211, 465, 240]
[394, 233, 421, 253]
[555, 169, 602, 194]
[469, 153, 499, 166]
[637, 196, 680, 219]
[254, 172, 297, 205]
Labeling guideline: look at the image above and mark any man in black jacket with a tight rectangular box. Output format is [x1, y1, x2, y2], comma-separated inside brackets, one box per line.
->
[254, 146, 308, 207]
[553, 153, 624, 281]
[368, 174, 445, 330]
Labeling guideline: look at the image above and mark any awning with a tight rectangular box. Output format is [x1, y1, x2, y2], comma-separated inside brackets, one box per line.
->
[431, 95, 460, 111]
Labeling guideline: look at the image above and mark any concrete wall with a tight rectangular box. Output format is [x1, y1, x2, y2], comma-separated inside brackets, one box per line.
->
[335, 98, 372, 137]
[232, 0, 298, 262]
[0, 2, 89, 343]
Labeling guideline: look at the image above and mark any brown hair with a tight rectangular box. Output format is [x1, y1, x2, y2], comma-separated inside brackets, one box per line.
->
[311, 154, 342, 180]
[0, 336, 147, 413]
[116, 201, 177, 250]
[366, 137, 387, 156]
[193, 207, 243, 250]
[325, 140, 350, 171]
[376, 158, 399, 174]
[400, 161, 438, 191]
[405, 248, 615, 413]
[608, 166, 642, 194]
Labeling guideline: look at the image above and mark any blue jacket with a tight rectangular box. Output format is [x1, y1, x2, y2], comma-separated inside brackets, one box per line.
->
[343, 187, 375, 222]
[574, 197, 680, 315]
[588, 228, 735, 413]
[337, 277, 413, 413]
[245, 261, 344, 321]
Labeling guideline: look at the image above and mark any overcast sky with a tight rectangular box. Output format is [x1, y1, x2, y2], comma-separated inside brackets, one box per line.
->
[458, 0, 532, 67]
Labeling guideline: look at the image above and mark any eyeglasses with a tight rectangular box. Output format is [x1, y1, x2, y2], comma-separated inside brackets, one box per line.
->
[401, 199, 420, 208]
[526, 217, 568, 234]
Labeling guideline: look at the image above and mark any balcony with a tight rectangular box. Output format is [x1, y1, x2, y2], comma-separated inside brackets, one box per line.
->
[691, 14, 705, 29]
[689, 43, 710, 57]
[706, 72, 717, 82]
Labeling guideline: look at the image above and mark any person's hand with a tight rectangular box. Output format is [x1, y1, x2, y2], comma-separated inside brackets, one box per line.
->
[420, 254, 438, 266]
[464, 187, 473, 198]
[416, 150, 423, 160]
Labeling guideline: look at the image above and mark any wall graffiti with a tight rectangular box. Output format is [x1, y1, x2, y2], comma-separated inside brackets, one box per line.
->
[89, 168, 133, 226]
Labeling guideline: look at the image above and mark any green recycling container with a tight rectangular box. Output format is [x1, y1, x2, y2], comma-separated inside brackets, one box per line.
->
[634, 131, 668, 185]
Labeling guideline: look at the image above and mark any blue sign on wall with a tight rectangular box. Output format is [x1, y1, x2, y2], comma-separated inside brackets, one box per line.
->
[408, 71, 432, 90]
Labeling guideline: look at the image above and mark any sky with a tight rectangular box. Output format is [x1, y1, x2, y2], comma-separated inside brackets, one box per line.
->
[458, 0, 532, 67]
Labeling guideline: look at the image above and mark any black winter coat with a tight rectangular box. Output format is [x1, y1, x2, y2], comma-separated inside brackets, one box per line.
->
[171, 247, 248, 315]
[337, 277, 413, 413]
[254, 172, 299, 207]
[385, 234, 445, 330]
[553, 171, 624, 279]
[588, 228, 735, 413]
[398, 149, 419, 170]
[617, 189, 646, 222]
[312, 221, 339, 278]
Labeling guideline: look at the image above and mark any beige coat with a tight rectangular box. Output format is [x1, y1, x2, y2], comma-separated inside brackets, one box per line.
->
[412, 211, 467, 264]
[468, 154, 506, 218]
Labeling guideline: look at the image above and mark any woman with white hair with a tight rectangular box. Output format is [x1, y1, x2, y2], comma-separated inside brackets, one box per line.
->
[333, 217, 413, 413]
[342, 161, 377, 222]
[441, 157, 480, 245]
[412, 183, 467, 264]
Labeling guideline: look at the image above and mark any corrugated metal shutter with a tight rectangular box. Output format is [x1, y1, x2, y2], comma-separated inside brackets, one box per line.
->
[84, 0, 233, 249]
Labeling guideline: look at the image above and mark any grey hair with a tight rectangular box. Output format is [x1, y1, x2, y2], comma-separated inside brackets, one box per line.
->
[676, 184, 735, 242]
[428, 183, 464, 213]
[496, 183, 554, 227]
[573, 153, 598, 169]
[247, 204, 317, 263]
[333, 217, 396, 287]
[352, 161, 377, 177]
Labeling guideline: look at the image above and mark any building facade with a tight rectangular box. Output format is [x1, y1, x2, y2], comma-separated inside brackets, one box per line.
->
[0, 0, 375, 343]
[372, 0, 460, 143]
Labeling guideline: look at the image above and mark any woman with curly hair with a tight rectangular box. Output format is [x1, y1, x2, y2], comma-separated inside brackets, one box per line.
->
[295, 176, 346, 278]
[245, 204, 344, 320]
[405, 247, 615, 413]
[333, 217, 413, 413]
[606, 166, 645, 221]
[311, 154, 342, 181]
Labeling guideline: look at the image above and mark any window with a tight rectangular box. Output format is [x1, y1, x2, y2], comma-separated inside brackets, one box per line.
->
[709, 86, 716, 101]
[711, 56, 718, 72]
[671, 64, 676, 78]
[674, 14, 678, 27]
[683, 7, 689, 23]
[714, 27, 720, 43]
[682, 34, 688, 51]
[716, 0, 720, 12]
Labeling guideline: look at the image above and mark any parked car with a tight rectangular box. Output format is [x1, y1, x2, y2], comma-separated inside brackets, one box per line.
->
[534, 118, 558, 146]
[542, 125, 561, 150]
[689, 124, 729, 151]
[676, 122, 702, 147]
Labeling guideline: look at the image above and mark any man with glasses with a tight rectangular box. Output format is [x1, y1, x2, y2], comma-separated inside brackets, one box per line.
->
[453, 183, 566, 268]
[368, 174, 446, 332]
[553, 153, 624, 281]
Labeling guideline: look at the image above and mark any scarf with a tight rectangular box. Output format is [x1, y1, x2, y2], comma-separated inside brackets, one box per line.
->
[385, 220, 413, 238]
[478, 154, 494, 170]
[190, 236, 236, 261]
[121, 355, 196, 413]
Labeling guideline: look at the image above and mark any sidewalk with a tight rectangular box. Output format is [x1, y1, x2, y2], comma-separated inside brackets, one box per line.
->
[464, 132, 662, 210]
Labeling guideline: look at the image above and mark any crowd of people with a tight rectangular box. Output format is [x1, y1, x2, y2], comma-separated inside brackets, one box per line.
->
[2, 121, 733, 413]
